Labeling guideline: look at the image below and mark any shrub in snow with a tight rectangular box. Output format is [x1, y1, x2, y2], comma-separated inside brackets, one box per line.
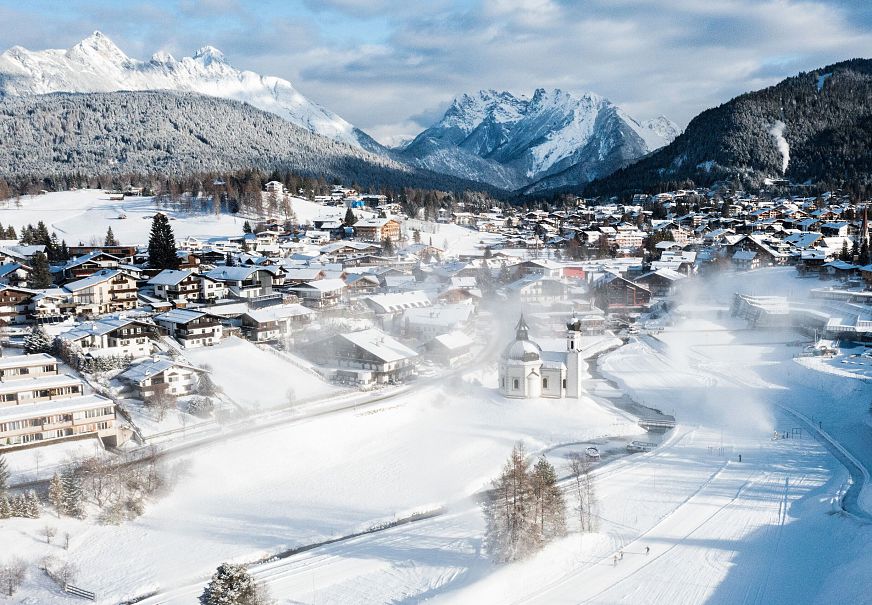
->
[200, 562, 271, 605]
[187, 396, 214, 418]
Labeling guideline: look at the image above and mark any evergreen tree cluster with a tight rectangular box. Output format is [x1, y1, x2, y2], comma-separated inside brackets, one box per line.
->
[0, 90, 505, 197]
[0, 490, 41, 519]
[17, 221, 69, 262]
[482, 443, 566, 563]
[585, 59, 872, 197]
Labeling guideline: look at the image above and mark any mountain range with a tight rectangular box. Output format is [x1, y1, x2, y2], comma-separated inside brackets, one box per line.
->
[398, 89, 678, 192]
[0, 31, 382, 151]
[585, 58, 872, 196]
[0, 32, 677, 193]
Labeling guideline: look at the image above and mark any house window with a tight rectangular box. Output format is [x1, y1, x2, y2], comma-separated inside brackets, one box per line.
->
[513, 378, 519, 390]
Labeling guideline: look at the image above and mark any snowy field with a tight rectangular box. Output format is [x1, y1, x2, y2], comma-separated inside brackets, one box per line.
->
[134, 309, 872, 605]
[0, 356, 638, 604]
[181, 336, 344, 411]
[0, 189, 378, 245]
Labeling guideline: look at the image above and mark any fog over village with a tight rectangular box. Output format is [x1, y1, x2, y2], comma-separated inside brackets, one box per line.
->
[1, 1, 872, 604]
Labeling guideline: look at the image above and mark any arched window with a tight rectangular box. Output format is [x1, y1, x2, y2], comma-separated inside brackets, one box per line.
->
[542, 377, 549, 389]
[513, 378, 519, 390]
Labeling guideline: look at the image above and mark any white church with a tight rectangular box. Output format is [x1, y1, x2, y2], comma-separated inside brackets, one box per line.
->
[498, 315, 584, 399]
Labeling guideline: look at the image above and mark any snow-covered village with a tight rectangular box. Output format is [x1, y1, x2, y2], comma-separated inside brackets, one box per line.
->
[2, 3, 872, 604]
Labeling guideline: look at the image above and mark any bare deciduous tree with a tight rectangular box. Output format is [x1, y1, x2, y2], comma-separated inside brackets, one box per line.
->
[41, 525, 57, 544]
[0, 558, 27, 596]
[567, 453, 596, 532]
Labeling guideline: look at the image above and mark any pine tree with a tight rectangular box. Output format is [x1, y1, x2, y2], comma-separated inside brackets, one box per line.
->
[28, 251, 52, 289]
[0, 454, 7, 495]
[23, 326, 53, 354]
[104, 226, 119, 246]
[147, 214, 180, 270]
[200, 562, 268, 605]
[243, 220, 252, 234]
[25, 490, 40, 518]
[59, 240, 70, 261]
[382, 236, 395, 256]
[10, 495, 25, 517]
[48, 473, 64, 517]
[344, 207, 357, 226]
[0, 495, 10, 519]
[5, 225, 16, 240]
[61, 472, 85, 519]
[530, 457, 566, 545]
[840, 240, 850, 262]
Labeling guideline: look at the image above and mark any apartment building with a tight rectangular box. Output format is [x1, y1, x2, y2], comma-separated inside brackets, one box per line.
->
[0, 354, 118, 450]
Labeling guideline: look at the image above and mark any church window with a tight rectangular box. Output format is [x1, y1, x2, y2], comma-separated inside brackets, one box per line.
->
[513, 378, 519, 390]
[542, 377, 548, 389]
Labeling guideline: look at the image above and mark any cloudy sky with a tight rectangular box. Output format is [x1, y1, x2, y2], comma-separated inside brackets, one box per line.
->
[1, 0, 871, 144]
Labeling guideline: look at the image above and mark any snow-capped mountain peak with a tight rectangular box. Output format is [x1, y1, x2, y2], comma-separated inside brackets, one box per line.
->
[192, 45, 225, 65]
[0, 33, 372, 149]
[401, 87, 680, 191]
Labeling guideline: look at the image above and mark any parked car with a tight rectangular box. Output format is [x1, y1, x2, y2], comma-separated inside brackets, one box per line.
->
[585, 446, 600, 460]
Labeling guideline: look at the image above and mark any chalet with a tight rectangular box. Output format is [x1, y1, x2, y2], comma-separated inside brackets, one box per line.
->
[634, 268, 687, 297]
[240, 303, 314, 342]
[312, 328, 418, 385]
[204, 265, 284, 300]
[420, 332, 474, 367]
[732, 250, 760, 271]
[280, 277, 344, 308]
[63, 269, 138, 315]
[59, 251, 124, 281]
[0, 286, 37, 325]
[120, 357, 207, 398]
[594, 273, 651, 312]
[149, 269, 201, 303]
[0, 263, 31, 287]
[58, 318, 163, 359]
[155, 309, 223, 348]
[344, 273, 381, 295]
[353, 218, 401, 242]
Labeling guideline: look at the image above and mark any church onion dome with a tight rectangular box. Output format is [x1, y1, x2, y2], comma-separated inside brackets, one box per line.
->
[567, 315, 582, 331]
[502, 314, 542, 362]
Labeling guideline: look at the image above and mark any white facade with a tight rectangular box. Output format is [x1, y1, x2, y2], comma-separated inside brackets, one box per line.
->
[498, 316, 584, 399]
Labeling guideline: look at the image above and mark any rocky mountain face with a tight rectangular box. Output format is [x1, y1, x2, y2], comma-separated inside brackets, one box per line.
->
[399, 89, 678, 192]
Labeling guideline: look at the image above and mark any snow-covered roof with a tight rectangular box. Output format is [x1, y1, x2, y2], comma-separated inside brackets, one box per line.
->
[63, 269, 130, 292]
[340, 329, 418, 362]
[120, 357, 203, 384]
[365, 291, 431, 314]
[148, 269, 193, 286]
[431, 331, 474, 350]
[155, 308, 206, 324]
[243, 303, 313, 323]
[0, 394, 112, 423]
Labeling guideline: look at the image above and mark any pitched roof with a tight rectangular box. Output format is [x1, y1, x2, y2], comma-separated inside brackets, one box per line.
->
[340, 328, 418, 362]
